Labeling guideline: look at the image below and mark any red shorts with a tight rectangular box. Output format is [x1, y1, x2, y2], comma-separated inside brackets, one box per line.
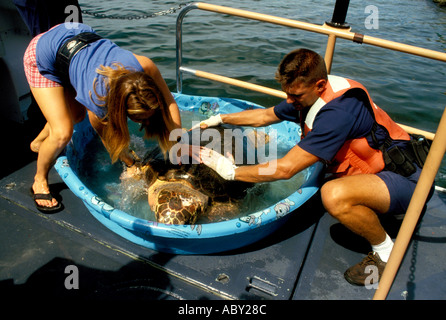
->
[23, 32, 62, 88]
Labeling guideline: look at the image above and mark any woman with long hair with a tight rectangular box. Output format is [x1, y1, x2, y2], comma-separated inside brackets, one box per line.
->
[24, 23, 181, 212]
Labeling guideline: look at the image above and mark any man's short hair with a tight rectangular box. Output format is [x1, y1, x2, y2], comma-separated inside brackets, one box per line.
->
[275, 48, 328, 89]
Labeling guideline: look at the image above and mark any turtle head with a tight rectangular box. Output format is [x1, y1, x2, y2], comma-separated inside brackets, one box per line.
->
[139, 146, 167, 185]
[140, 164, 158, 186]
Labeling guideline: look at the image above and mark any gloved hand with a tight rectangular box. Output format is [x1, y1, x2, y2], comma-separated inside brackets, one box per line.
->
[169, 143, 202, 165]
[190, 114, 222, 131]
[200, 147, 237, 180]
[167, 128, 199, 165]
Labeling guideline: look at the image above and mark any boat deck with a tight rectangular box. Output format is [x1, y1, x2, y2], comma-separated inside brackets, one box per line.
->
[1, 117, 445, 301]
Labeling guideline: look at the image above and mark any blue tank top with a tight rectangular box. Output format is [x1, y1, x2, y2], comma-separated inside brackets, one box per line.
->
[36, 23, 143, 118]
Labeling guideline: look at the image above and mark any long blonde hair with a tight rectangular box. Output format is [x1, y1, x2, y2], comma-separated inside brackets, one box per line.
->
[92, 63, 174, 163]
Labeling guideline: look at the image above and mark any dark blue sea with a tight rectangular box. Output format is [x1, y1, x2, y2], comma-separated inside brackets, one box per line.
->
[79, 0, 446, 187]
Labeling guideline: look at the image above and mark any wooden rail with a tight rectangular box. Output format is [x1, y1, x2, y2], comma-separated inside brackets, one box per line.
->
[180, 66, 437, 140]
[176, 2, 445, 140]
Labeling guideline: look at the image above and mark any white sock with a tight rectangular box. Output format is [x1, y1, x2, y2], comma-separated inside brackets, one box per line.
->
[371, 233, 394, 263]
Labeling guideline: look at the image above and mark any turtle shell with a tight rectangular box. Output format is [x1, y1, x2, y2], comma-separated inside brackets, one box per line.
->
[152, 182, 208, 225]
[141, 125, 256, 224]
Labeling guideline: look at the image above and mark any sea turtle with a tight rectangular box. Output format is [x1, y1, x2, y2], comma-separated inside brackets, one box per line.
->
[140, 125, 260, 225]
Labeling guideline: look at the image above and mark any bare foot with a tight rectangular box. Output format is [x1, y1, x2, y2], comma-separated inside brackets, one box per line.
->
[31, 182, 59, 208]
[30, 140, 41, 153]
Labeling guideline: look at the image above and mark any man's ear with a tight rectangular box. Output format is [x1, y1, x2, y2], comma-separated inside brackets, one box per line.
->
[315, 79, 327, 94]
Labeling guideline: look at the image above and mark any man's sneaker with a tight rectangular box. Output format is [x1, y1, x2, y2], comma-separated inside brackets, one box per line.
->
[344, 252, 386, 286]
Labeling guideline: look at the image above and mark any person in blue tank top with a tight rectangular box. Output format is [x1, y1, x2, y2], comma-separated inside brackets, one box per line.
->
[24, 23, 182, 213]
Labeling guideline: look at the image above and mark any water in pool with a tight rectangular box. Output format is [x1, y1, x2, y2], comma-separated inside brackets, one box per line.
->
[76, 110, 306, 223]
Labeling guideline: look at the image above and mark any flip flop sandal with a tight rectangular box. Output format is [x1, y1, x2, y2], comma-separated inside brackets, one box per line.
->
[30, 187, 63, 213]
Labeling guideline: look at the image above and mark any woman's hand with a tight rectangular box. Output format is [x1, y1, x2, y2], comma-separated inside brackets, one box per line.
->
[120, 150, 143, 179]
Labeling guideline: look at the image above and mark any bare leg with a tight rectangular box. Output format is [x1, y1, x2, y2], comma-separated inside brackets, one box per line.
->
[30, 86, 81, 208]
[30, 122, 50, 153]
[320, 174, 391, 246]
[30, 87, 85, 153]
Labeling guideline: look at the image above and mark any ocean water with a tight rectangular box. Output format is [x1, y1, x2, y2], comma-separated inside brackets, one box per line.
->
[78, 0, 446, 188]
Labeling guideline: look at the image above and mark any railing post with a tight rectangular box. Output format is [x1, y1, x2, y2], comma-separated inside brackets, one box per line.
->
[324, 0, 351, 73]
[176, 2, 199, 93]
[326, 0, 350, 29]
[324, 33, 337, 74]
[373, 105, 446, 300]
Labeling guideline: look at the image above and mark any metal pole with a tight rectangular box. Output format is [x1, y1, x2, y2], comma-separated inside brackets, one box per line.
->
[326, 0, 350, 28]
[181, 67, 288, 99]
[174, 2, 440, 139]
[324, 0, 351, 72]
[324, 33, 338, 74]
[176, 2, 199, 93]
[373, 106, 446, 300]
[180, 66, 435, 140]
[193, 2, 446, 62]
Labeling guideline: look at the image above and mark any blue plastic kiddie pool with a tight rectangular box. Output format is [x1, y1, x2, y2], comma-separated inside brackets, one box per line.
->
[55, 93, 323, 254]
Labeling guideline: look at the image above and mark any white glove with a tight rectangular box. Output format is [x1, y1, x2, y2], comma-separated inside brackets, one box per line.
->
[200, 147, 237, 180]
[190, 114, 222, 131]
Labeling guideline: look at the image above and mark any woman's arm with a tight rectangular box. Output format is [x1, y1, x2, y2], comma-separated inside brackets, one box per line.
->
[134, 54, 181, 130]
[88, 111, 136, 166]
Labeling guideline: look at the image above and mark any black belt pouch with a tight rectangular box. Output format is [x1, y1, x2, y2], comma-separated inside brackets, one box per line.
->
[55, 32, 102, 85]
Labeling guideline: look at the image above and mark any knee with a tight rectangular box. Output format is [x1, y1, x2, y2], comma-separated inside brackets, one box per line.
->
[321, 180, 350, 219]
[50, 127, 73, 148]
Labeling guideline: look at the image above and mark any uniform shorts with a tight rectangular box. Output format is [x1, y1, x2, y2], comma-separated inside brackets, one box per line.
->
[23, 32, 62, 88]
[377, 166, 434, 215]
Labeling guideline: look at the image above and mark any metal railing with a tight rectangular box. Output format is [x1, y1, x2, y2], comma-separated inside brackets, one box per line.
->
[176, 2, 446, 140]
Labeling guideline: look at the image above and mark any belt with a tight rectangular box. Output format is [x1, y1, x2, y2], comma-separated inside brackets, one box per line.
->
[54, 32, 102, 85]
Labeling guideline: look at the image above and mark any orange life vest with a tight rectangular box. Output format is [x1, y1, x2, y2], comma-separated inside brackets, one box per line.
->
[303, 75, 410, 177]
